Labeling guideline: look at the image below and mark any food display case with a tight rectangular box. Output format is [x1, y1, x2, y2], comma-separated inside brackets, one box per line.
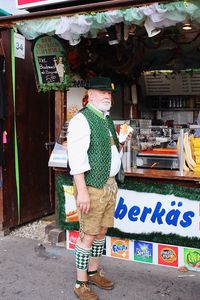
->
[136, 148, 179, 170]
[121, 121, 179, 170]
[132, 125, 179, 170]
[122, 121, 200, 176]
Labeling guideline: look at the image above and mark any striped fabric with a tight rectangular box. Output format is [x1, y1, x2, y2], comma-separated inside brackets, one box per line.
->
[91, 238, 105, 257]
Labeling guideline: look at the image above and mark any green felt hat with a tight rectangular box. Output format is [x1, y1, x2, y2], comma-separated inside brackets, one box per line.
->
[85, 76, 115, 91]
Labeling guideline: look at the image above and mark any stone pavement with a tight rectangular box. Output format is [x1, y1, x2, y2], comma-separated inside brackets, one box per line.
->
[0, 235, 200, 300]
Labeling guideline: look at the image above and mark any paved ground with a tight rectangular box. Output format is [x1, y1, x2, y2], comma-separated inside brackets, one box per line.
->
[0, 235, 200, 300]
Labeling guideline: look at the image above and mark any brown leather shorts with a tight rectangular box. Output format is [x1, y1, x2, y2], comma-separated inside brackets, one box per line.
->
[74, 177, 118, 236]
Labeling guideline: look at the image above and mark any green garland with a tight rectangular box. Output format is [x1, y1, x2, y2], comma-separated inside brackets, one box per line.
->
[55, 173, 200, 248]
[38, 76, 72, 92]
[119, 178, 200, 201]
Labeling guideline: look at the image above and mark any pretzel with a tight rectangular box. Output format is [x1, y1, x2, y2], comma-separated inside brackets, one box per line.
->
[120, 123, 129, 135]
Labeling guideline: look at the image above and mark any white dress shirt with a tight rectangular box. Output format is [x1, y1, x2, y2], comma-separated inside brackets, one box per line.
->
[67, 106, 121, 177]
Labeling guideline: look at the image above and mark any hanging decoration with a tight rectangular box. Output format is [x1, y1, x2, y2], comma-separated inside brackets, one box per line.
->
[17, 1, 200, 42]
[33, 35, 72, 92]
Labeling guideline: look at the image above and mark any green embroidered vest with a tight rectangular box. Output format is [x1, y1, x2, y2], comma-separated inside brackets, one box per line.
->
[80, 105, 119, 188]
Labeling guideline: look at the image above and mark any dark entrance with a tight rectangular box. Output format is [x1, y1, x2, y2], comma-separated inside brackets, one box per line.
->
[0, 29, 55, 232]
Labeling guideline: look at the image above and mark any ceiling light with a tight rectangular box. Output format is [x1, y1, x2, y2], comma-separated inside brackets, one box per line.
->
[182, 23, 192, 30]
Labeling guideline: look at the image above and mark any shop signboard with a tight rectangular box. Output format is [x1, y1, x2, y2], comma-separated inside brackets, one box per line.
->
[183, 247, 200, 272]
[16, 0, 72, 9]
[64, 187, 200, 238]
[134, 241, 153, 263]
[114, 189, 200, 238]
[33, 35, 71, 92]
[158, 244, 178, 267]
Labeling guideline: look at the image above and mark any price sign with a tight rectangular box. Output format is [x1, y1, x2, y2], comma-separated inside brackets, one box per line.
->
[14, 33, 25, 59]
[38, 55, 60, 84]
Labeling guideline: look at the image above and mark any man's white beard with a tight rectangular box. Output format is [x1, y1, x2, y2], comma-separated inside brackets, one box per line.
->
[94, 100, 112, 112]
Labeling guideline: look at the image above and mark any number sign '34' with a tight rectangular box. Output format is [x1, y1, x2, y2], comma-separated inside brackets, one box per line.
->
[33, 35, 71, 92]
[14, 33, 25, 59]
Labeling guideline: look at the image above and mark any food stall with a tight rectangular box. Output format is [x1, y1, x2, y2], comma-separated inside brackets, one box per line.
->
[1, 0, 200, 270]
[47, 1, 200, 271]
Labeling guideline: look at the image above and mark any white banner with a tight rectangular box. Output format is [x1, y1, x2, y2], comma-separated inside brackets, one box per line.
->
[64, 186, 200, 238]
[115, 190, 200, 238]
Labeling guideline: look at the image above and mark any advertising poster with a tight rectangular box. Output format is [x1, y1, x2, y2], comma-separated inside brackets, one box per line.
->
[64, 185, 78, 222]
[67, 231, 79, 250]
[158, 244, 178, 267]
[111, 238, 129, 259]
[184, 248, 200, 272]
[134, 241, 153, 263]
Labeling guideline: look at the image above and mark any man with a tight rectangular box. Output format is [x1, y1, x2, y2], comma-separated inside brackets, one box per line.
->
[67, 76, 124, 300]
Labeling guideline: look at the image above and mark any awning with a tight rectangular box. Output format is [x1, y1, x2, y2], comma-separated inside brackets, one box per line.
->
[0, 1, 200, 42]
[15, 1, 200, 42]
[0, 8, 11, 17]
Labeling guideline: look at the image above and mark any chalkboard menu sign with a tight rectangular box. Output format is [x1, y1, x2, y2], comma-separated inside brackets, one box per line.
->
[38, 55, 60, 84]
[33, 35, 71, 92]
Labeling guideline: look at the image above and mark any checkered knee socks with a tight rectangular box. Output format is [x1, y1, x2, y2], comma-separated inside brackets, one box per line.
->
[91, 238, 105, 257]
[75, 244, 91, 270]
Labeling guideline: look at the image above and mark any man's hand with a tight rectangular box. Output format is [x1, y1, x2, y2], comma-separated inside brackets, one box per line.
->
[73, 173, 90, 214]
[126, 131, 133, 141]
[76, 190, 90, 214]
[119, 132, 133, 151]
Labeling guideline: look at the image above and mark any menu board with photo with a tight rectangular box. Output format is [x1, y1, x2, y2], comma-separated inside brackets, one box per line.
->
[33, 35, 71, 92]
